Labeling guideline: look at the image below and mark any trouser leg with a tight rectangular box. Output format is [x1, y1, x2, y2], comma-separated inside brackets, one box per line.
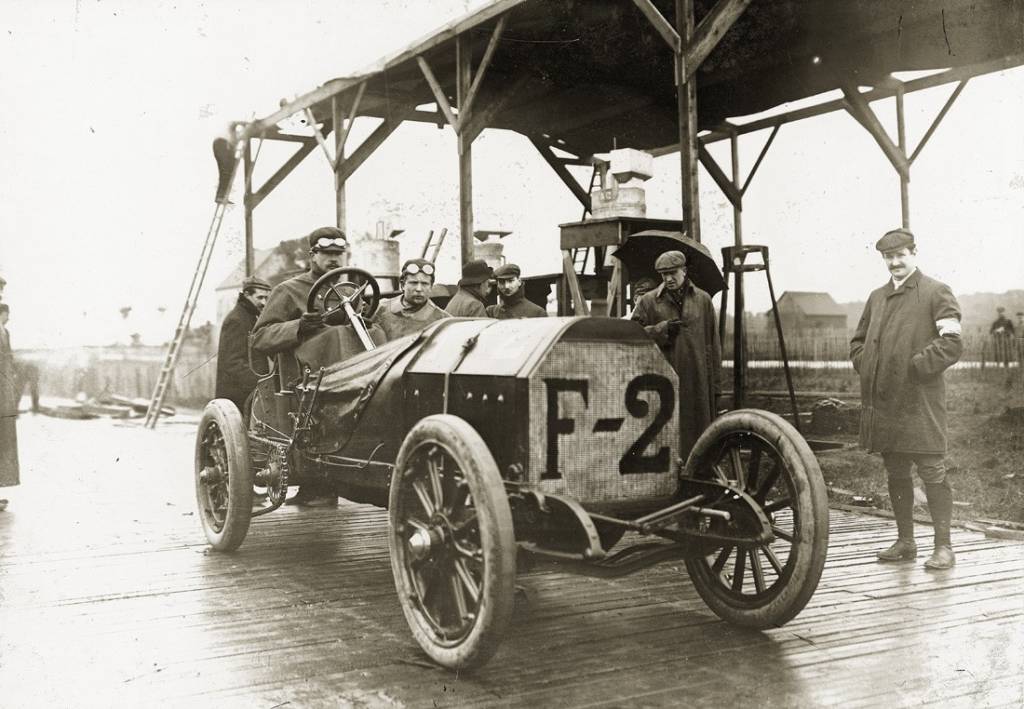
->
[882, 452, 916, 541]
[917, 455, 952, 548]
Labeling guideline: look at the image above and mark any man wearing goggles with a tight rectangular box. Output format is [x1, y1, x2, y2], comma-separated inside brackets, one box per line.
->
[371, 257, 450, 340]
[445, 259, 493, 318]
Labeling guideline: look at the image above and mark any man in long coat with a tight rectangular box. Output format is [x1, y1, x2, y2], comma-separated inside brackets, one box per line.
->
[631, 250, 721, 457]
[0, 303, 19, 510]
[215, 276, 270, 412]
[486, 264, 547, 319]
[850, 228, 963, 570]
[444, 259, 493, 317]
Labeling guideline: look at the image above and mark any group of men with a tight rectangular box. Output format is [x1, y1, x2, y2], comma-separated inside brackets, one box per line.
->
[213, 224, 970, 570]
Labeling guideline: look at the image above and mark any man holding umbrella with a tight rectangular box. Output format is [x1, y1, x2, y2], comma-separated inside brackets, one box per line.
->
[631, 250, 721, 455]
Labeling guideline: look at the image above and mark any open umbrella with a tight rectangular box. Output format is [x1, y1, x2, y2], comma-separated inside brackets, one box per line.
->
[611, 230, 725, 297]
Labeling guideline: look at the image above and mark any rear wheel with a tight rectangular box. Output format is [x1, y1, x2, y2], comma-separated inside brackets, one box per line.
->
[682, 409, 828, 628]
[195, 399, 253, 551]
[389, 415, 516, 670]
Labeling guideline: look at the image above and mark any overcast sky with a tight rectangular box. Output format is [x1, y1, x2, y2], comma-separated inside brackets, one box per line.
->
[1, 0, 1021, 348]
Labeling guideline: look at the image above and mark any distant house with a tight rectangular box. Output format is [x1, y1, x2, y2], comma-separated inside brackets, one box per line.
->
[775, 291, 847, 334]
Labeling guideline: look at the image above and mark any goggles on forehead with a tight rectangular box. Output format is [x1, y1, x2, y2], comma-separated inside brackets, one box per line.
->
[403, 263, 435, 276]
[313, 237, 348, 250]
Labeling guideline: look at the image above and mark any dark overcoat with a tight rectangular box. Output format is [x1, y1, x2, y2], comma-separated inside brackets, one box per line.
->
[486, 290, 547, 319]
[631, 282, 721, 457]
[850, 270, 962, 454]
[215, 294, 261, 411]
[445, 288, 489, 318]
[0, 323, 20, 487]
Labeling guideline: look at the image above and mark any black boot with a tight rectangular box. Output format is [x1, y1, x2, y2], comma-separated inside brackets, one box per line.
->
[924, 482, 955, 570]
[877, 477, 917, 562]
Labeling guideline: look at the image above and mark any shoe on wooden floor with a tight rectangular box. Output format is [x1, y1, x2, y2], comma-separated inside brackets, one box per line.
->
[924, 545, 956, 570]
[876, 538, 918, 562]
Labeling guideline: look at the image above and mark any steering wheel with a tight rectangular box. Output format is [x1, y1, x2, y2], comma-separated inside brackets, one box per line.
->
[306, 267, 381, 325]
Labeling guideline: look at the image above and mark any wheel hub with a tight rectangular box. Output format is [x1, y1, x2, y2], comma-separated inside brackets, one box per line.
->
[408, 526, 446, 562]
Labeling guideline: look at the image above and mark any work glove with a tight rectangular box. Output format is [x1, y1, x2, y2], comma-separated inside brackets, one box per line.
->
[298, 311, 325, 336]
[323, 307, 350, 327]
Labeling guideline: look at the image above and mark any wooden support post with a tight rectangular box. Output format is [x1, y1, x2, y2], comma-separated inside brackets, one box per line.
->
[243, 139, 254, 277]
[697, 142, 741, 209]
[729, 131, 742, 246]
[461, 16, 507, 117]
[909, 80, 968, 164]
[740, 124, 779, 195]
[336, 117, 401, 183]
[457, 35, 474, 266]
[895, 84, 909, 229]
[332, 97, 346, 232]
[841, 84, 910, 180]
[606, 260, 623, 317]
[681, 0, 753, 81]
[250, 140, 317, 210]
[676, 0, 701, 241]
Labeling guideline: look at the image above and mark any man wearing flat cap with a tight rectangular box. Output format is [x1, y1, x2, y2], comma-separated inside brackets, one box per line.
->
[487, 264, 546, 319]
[372, 258, 451, 339]
[215, 275, 271, 412]
[631, 249, 721, 455]
[851, 228, 963, 570]
[445, 259, 494, 317]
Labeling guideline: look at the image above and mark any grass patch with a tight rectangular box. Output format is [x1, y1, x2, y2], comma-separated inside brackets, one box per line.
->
[737, 368, 1024, 524]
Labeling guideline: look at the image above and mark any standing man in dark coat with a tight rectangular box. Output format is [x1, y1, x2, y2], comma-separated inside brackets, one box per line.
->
[631, 250, 721, 456]
[444, 259, 493, 317]
[0, 303, 19, 511]
[850, 228, 963, 570]
[487, 264, 547, 319]
[989, 306, 1015, 368]
[215, 276, 270, 412]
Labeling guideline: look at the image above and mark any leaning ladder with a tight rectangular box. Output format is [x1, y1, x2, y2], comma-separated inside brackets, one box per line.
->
[420, 227, 448, 263]
[143, 139, 245, 428]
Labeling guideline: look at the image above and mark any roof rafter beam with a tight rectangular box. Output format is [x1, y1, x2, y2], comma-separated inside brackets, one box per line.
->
[530, 135, 592, 212]
[697, 142, 741, 208]
[841, 83, 909, 179]
[248, 139, 318, 210]
[630, 0, 680, 54]
[416, 55, 460, 132]
[682, 0, 752, 80]
[461, 15, 508, 118]
[336, 116, 402, 183]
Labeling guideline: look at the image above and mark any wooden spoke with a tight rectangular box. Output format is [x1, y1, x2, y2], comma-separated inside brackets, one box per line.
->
[763, 497, 793, 514]
[749, 549, 767, 593]
[411, 480, 436, 517]
[712, 545, 733, 575]
[747, 447, 763, 492]
[454, 559, 481, 603]
[761, 545, 784, 574]
[711, 463, 730, 486]
[753, 459, 781, 500]
[729, 447, 746, 489]
[731, 552, 746, 593]
[448, 572, 469, 622]
[427, 455, 444, 508]
[772, 526, 795, 543]
[445, 480, 468, 515]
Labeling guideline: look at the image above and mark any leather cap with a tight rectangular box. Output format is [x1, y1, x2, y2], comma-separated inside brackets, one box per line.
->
[308, 226, 349, 251]
[654, 250, 687, 271]
[875, 228, 915, 253]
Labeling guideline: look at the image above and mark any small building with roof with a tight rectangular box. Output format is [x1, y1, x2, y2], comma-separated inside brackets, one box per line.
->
[775, 291, 847, 334]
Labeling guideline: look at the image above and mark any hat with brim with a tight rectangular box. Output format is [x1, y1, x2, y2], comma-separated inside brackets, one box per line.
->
[875, 228, 915, 253]
[458, 259, 493, 286]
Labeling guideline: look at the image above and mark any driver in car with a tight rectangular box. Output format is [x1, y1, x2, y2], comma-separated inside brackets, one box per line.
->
[251, 226, 386, 375]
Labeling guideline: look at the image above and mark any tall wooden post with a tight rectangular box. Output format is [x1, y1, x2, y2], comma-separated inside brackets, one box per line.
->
[729, 130, 745, 407]
[675, 0, 701, 241]
[332, 97, 347, 233]
[457, 36, 475, 266]
[243, 139, 255, 277]
[895, 84, 910, 229]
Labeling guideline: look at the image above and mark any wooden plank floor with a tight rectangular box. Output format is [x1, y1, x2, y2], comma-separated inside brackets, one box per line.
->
[1, 415, 1021, 708]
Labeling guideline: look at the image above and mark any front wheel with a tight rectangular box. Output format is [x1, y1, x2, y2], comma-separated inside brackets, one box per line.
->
[388, 415, 516, 670]
[682, 409, 829, 628]
[195, 399, 254, 551]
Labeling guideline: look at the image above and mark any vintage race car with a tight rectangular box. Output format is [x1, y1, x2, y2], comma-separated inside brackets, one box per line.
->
[194, 268, 829, 669]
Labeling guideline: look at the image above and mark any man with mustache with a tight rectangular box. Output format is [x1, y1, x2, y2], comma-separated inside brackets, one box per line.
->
[850, 228, 963, 570]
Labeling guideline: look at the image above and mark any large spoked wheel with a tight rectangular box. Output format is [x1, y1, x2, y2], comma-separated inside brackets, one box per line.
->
[195, 399, 254, 551]
[682, 409, 829, 628]
[388, 415, 516, 670]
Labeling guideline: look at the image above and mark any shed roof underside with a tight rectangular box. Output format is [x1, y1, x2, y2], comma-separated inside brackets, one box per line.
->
[249, 0, 1024, 156]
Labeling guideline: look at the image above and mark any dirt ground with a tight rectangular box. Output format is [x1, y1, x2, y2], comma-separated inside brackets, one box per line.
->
[743, 368, 1024, 524]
